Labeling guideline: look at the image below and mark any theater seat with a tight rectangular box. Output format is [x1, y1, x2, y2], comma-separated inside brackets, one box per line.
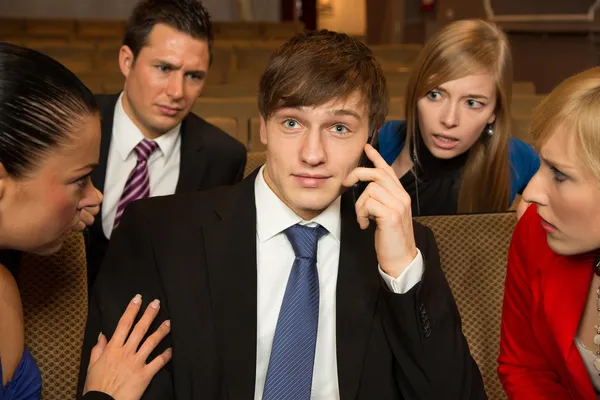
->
[18, 232, 88, 400]
[244, 151, 266, 177]
[414, 212, 516, 400]
[248, 117, 265, 152]
[204, 117, 242, 146]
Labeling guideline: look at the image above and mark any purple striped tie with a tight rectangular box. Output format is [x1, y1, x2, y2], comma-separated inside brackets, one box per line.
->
[113, 139, 159, 230]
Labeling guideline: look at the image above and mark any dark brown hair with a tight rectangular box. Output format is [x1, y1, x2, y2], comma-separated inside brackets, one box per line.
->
[258, 29, 388, 134]
[124, 0, 214, 64]
[0, 43, 98, 178]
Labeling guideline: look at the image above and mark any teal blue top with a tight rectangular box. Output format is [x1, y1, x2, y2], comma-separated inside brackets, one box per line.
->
[378, 120, 540, 215]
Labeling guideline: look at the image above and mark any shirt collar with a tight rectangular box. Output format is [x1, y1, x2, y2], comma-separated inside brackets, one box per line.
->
[254, 165, 341, 242]
[112, 92, 181, 161]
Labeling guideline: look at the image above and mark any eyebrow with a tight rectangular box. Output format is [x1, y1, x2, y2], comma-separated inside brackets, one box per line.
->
[75, 163, 99, 172]
[325, 109, 362, 120]
[540, 156, 576, 172]
[279, 107, 362, 120]
[435, 86, 490, 100]
[153, 59, 207, 76]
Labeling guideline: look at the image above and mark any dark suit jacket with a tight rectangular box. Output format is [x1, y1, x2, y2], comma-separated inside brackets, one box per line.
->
[78, 171, 486, 400]
[85, 93, 247, 288]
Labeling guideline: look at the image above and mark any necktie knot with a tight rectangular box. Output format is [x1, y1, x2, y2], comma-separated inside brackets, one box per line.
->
[134, 139, 159, 162]
[284, 224, 327, 260]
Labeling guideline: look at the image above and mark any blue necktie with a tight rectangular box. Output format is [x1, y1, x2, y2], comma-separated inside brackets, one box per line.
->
[262, 224, 327, 400]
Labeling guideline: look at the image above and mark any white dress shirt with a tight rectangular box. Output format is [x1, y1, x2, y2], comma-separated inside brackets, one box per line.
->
[102, 93, 182, 238]
[253, 166, 424, 399]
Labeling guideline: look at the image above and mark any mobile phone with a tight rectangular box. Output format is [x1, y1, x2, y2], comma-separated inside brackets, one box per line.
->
[352, 129, 379, 203]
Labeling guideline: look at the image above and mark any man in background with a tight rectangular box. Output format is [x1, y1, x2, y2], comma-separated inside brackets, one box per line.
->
[86, 0, 247, 288]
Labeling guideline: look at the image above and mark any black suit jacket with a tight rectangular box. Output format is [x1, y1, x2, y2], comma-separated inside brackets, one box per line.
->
[85, 93, 247, 288]
[78, 172, 486, 399]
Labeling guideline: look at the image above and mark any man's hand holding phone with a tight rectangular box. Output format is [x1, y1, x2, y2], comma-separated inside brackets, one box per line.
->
[343, 144, 418, 279]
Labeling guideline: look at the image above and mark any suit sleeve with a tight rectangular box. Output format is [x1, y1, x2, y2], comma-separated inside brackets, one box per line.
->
[77, 204, 175, 399]
[498, 208, 571, 399]
[381, 226, 487, 399]
[81, 392, 114, 399]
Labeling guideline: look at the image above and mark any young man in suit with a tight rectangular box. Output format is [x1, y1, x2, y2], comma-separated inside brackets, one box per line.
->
[86, 0, 247, 288]
[78, 30, 486, 399]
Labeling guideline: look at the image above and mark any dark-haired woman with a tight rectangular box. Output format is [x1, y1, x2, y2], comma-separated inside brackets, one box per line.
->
[0, 42, 171, 399]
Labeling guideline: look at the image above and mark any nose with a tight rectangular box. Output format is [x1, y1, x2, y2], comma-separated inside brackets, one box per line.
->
[440, 101, 459, 129]
[166, 73, 184, 100]
[522, 170, 547, 207]
[300, 128, 326, 166]
[79, 183, 103, 210]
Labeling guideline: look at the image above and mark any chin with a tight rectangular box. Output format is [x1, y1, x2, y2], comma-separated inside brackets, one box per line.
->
[31, 239, 65, 256]
[290, 194, 337, 218]
[427, 146, 464, 160]
[546, 237, 588, 257]
[150, 118, 180, 133]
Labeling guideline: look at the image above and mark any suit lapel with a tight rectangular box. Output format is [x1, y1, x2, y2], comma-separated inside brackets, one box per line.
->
[203, 173, 258, 398]
[91, 94, 119, 237]
[336, 192, 381, 399]
[175, 117, 207, 193]
[92, 94, 119, 195]
[543, 252, 594, 397]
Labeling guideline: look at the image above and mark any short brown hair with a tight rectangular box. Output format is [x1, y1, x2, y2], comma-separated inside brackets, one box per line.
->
[124, 0, 214, 64]
[258, 30, 388, 134]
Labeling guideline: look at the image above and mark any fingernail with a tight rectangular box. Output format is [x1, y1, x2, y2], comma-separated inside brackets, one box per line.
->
[166, 348, 173, 356]
[150, 299, 160, 309]
[165, 320, 171, 327]
[97, 332, 103, 341]
[132, 294, 142, 304]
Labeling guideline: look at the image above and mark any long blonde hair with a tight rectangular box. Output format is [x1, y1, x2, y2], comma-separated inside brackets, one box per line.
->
[404, 19, 513, 213]
[530, 67, 600, 182]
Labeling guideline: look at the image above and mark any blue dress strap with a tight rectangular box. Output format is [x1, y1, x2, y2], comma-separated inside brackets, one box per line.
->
[0, 347, 42, 399]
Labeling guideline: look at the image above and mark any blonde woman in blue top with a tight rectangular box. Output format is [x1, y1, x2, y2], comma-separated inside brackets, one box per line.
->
[378, 19, 539, 216]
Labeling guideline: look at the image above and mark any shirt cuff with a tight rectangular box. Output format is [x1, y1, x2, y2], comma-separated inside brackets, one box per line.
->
[378, 249, 424, 294]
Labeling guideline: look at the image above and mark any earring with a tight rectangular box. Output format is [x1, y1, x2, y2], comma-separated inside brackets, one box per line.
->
[486, 125, 494, 137]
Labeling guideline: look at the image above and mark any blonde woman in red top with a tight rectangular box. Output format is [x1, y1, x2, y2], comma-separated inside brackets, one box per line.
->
[499, 66, 600, 399]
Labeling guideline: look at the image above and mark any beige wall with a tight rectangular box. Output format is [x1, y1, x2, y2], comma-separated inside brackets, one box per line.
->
[0, 0, 280, 21]
[317, 0, 366, 36]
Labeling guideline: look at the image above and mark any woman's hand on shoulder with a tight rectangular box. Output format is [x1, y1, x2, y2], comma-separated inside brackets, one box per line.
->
[83, 294, 172, 400]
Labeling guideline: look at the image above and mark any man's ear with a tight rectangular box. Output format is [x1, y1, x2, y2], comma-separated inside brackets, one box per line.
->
[260, 115, 268, 146]
[118, 45, 135, 79]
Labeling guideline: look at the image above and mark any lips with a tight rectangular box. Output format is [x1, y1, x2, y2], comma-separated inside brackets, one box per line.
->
[157, 105, 182, 116]
[431, 133, 460, 150]
[539, 215, 558, 234]
[293, 174, 330, 188]
[295, 174, 329, 179]
[433, 133, 459, 143]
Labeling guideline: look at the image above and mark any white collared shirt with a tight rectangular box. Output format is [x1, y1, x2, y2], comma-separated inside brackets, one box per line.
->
[101, 93, 182, 238]
[253, 166, 424, 399]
